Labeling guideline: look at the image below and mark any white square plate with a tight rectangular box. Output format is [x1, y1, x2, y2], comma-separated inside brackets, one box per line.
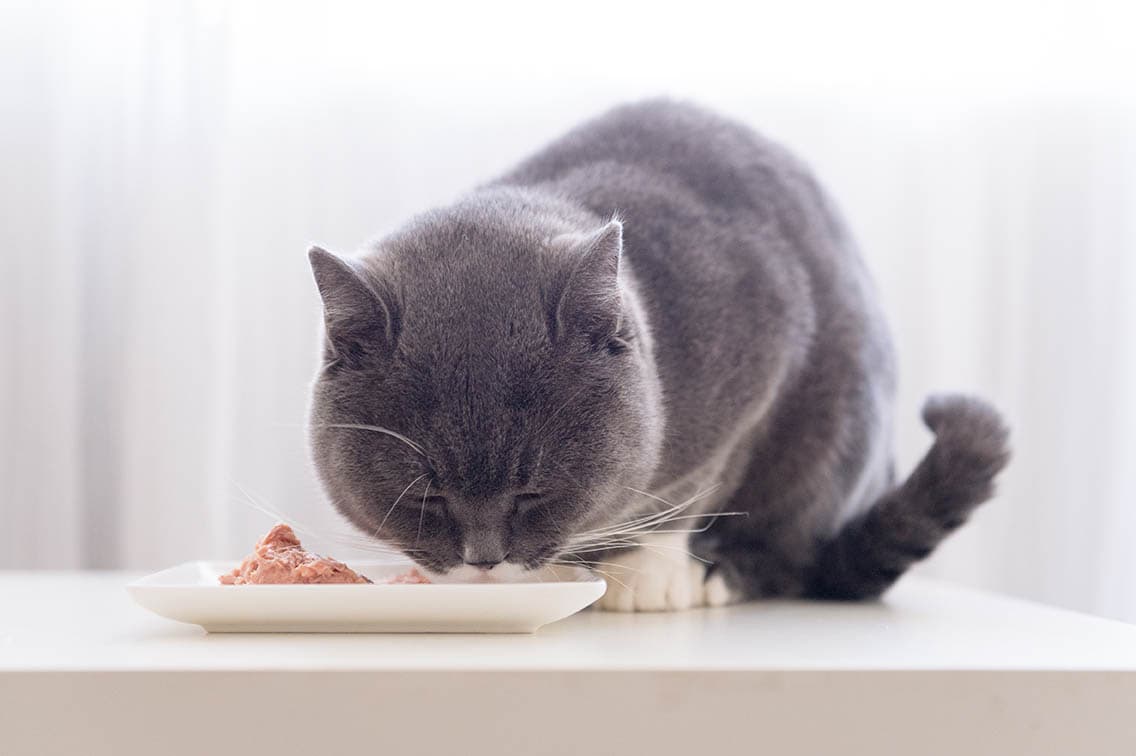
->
[128, 561, 606, 634]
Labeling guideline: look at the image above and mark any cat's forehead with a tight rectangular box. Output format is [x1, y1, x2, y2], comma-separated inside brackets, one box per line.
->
[378, 225, 561, 351]
[392, 215, 550, 275]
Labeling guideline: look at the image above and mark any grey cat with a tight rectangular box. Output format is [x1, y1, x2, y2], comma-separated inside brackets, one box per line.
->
[307, 100, 1010, 611]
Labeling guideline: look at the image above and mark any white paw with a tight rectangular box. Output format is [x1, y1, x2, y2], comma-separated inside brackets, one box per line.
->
[593, 533, 738, 612]
[703, 571, 733, 607]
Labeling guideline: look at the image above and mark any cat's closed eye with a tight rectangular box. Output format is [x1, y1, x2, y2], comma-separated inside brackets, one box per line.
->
[607, 336, 631, 355]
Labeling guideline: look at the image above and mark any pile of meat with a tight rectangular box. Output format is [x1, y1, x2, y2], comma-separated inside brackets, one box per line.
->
[219, 524, 434, 585]
[219, 524, 373, 584]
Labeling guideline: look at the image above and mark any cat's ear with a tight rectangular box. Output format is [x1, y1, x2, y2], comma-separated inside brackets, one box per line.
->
[308, 246, 396, 368]
[552, 219, 624, 343]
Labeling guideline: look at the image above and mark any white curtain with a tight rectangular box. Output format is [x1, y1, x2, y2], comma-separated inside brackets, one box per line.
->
[3, 1, 1134, 621]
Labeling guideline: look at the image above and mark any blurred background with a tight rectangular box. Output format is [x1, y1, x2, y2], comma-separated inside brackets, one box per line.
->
[3, 1, 1134, 620]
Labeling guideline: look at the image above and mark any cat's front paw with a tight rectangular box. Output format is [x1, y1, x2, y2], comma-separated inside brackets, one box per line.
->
[592, 534, 738, 612]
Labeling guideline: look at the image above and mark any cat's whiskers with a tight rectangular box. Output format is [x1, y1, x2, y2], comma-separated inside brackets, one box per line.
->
[566, 485, 744, 556]
[579, 500, 690, 539]
[305, 423, 431, 460]
[574, 518, 741, 546]
[414, 480, 431, 547]
[233, 484, 407, 559]
[556, 555, 645, 574]
[562, 539, 714, 565]
[621, 484, 698, 509]
[576, 514, 721, 543]
[550, 558, 631, 590]
[603, 486, 704, 530]
[373, 473, 430, 539]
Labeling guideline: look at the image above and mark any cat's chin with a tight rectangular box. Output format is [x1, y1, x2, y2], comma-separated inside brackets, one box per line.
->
[423, 562, 548, 584]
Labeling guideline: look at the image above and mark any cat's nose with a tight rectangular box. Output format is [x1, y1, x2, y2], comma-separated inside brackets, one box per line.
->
[462, 541, 508, 568]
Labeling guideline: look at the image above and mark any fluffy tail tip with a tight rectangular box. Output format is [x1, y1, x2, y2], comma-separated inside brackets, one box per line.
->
[921, 393, 1011, 484]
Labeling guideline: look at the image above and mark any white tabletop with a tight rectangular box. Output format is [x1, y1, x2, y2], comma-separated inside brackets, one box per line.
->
[2, 571, 1134, 671]
[2, 571, 1135, 756]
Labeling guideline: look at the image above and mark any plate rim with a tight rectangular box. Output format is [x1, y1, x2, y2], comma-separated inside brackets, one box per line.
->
[127, 560, 607, 590]
[126, 560, 607, 634]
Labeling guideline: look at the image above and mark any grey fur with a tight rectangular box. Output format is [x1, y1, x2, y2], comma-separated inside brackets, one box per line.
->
[307, 100, 1010, 599]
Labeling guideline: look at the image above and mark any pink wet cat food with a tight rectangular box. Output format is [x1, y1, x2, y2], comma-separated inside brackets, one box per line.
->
[383, 567, 431, 584]
[219, 523, 372, 584]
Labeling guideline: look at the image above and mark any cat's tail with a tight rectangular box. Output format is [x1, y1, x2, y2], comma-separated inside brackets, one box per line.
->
[805, 395, 1010, 600]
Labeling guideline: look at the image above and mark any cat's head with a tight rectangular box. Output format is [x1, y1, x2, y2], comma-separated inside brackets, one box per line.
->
[307, 193, 663, 582]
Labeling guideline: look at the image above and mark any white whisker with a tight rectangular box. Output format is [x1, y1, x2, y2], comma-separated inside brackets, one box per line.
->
[415, 479, 431, 546]
[563, 485, 742, 562]
[562, 539, 713, 565]
[308, 423, 430, 459]
[553, 560, 630, 590]
[575, 512, 744, 542]
[560, 557, 644, 574]
[374, 473, 429, 538]
[232, 484, 405, 558]
[575, 484, 723, 541]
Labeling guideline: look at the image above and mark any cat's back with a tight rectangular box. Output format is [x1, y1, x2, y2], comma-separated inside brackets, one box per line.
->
[497, 99, 824, 229]
[493, 101, 893, 490]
